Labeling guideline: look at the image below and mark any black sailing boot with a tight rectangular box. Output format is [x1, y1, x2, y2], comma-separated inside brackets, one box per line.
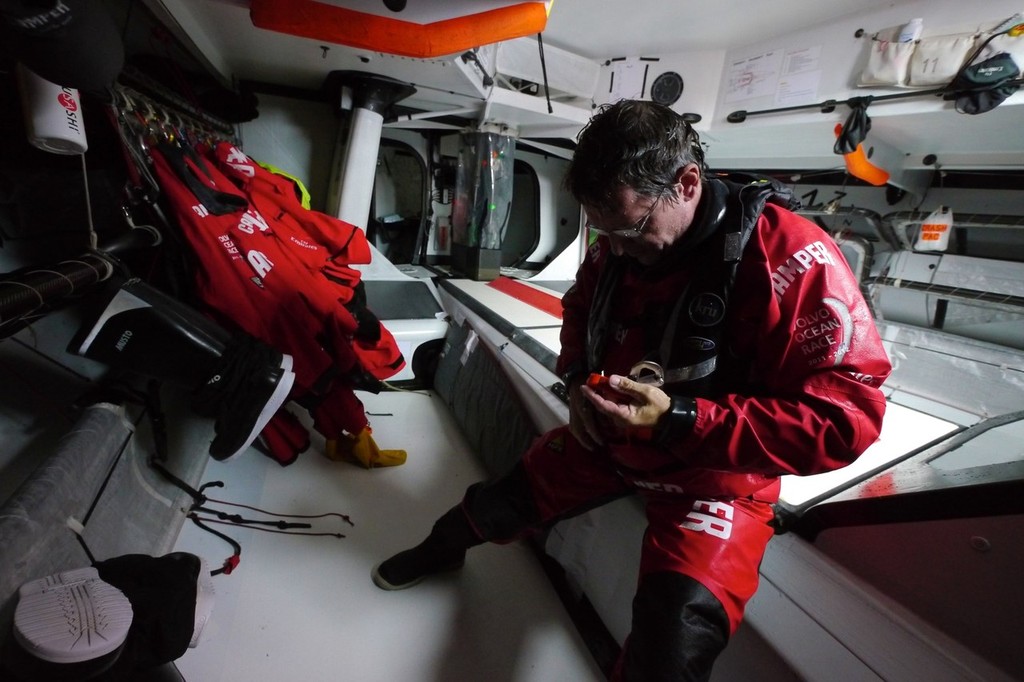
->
[69, 279, 294, 461]
[371, 506, 483, 590]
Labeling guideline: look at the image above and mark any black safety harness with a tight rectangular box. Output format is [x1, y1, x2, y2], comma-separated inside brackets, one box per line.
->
[586, 174, 798, 398]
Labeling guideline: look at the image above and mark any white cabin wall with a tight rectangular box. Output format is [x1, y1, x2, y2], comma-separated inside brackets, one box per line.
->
[515, 148, 580, 270]
[591, 50, 726, 123]
[710, 0, 1019, 120]
[237, 94, 338, 213]
[702, 0, 1024, 171]
[578, 0, 1024, 175]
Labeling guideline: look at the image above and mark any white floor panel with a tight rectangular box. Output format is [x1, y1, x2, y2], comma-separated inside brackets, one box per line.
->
[174, 389, 603, 682]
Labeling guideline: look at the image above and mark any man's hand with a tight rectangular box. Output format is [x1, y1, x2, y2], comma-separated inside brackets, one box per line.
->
[580, 374, 672, 432]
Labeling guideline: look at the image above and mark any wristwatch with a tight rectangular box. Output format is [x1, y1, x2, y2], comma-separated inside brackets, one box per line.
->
[654, 395, 698, 446]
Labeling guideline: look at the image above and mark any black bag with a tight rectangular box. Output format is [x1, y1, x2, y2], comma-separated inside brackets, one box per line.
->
[951, 52, 1021, 114]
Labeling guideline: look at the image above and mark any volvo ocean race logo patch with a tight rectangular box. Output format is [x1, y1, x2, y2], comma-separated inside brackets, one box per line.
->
[795, 297, 853, 366]
[689, 293, 725, 327]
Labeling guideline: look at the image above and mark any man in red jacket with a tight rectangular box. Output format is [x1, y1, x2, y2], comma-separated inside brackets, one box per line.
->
[373, 100, 892, 680]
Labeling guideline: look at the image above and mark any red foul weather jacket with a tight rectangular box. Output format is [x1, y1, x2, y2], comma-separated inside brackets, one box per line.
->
[149, 141, 404, 454]
[556, 176, 892, 502]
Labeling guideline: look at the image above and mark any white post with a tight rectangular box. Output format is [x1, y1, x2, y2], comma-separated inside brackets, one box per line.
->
[324, 72, 416, 231]
[334, 107, 384, 229]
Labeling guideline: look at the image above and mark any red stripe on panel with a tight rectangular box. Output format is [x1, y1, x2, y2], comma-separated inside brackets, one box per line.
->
[487, 276, 563, 319]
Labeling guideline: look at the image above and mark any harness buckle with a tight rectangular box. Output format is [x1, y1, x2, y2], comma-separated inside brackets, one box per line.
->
[629, 360, 665, 387]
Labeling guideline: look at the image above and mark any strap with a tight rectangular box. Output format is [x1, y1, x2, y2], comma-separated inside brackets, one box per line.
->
[189, 514, 241, 576]
[648, 176, 783, 394]
[585, 253, 626, 373]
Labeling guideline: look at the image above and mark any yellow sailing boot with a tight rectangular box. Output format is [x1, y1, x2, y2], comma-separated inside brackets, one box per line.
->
[324, 426, 406, 468]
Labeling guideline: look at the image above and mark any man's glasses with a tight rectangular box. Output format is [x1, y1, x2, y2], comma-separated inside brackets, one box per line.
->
[585, 197, 659, 239]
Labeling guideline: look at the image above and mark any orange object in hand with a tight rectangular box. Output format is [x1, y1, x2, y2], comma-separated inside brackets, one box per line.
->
[587, 373, 623, 401]
[587, 373, 654, 441]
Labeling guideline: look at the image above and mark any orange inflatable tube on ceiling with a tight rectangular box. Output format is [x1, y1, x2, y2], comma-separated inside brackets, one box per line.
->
[834, 123, 889, 186]
[250, 0, 552, 59]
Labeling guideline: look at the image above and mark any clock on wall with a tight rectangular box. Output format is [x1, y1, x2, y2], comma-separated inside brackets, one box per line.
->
[650, 71, 684, 106]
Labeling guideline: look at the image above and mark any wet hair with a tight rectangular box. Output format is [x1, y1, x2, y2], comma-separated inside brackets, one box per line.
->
[565, 100, 706, 210]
